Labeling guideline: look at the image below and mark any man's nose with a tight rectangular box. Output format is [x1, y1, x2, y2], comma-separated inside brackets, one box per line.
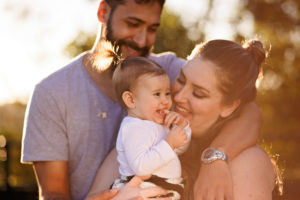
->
[133, 28, 147, 48]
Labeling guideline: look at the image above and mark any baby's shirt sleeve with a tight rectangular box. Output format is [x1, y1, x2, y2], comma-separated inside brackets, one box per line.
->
[174, 123, 192, 155]
[120, 121, 177, 176]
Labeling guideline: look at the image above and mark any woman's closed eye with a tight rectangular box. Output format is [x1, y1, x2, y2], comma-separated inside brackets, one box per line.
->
[176, 76, 186, 85]
[176, 70, 187, 85]
[193, 91, 207, 99]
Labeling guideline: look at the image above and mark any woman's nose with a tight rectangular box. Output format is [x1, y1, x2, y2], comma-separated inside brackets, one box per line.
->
[174, 85, 188, 103]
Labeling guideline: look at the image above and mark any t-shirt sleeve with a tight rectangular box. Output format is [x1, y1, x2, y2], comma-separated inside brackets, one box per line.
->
[149, 52, 186, 83]
[21, 84, 68, 163]
[120, 121, 176, 176]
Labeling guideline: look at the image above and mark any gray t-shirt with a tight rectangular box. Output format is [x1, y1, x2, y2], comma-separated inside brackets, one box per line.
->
[21, 52, 185, 200]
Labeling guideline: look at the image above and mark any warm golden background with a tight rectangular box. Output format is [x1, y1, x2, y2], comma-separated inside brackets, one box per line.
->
[0, 0, 299, 199]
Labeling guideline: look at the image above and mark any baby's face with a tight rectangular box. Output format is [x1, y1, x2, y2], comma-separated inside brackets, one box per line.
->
[131, 74, 172, 124]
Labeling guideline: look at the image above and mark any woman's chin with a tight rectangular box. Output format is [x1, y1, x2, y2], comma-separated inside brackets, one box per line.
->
[190, 126, 210, 138]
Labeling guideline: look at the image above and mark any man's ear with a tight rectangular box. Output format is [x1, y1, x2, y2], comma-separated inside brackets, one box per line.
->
[122, 91, 135, 109]
[220, 100, 241, 118]
[97, 1, 111, 23]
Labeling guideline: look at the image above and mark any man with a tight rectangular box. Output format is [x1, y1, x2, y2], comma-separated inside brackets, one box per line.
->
[21, 0, 262, 199]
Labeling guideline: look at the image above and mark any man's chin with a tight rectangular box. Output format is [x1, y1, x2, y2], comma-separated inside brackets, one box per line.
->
[122, 52, 150, 58]
[121, 46, 150, 58]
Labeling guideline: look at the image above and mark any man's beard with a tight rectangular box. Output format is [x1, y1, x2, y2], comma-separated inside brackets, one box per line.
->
[106, 14, 152, 57]
[89, 13, 153, 73]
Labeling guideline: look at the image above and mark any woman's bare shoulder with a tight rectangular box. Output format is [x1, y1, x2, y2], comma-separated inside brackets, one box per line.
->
[230, 145, 275, 200]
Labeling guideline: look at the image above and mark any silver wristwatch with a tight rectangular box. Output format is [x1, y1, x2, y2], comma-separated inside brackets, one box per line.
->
[201, 148, 228, 164]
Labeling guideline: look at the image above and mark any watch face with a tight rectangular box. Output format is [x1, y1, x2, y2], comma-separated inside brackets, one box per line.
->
[203, 150, 215, 159]
[201, 148, 227, 163]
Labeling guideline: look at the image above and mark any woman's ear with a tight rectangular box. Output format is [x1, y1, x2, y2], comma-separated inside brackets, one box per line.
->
[220, 100, 241, 118]
[122, 91, 135, 109]
[97, 1, 110, 23]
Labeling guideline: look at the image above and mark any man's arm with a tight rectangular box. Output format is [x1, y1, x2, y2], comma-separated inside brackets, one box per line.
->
[87, 149, 120, 197]
[33, 161, 71, 200]
[194, 102, 263, 200]
[210, 102, 262, 159]
[86, 149, 170, 200]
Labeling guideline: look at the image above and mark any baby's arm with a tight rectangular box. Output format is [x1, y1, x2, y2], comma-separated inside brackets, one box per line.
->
[165, 125, 188, 150]
[164, 111, 191, 154]
[121, 121, 178, 176]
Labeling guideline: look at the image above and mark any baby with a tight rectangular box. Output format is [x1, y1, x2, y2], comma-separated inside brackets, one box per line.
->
[112, 56, 191, 199]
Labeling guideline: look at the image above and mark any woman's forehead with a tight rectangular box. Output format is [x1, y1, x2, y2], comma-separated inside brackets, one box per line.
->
[182, 58, 219, 90]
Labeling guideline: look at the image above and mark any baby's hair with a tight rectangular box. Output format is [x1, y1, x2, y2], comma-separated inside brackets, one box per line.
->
[112, 56, 167, 109]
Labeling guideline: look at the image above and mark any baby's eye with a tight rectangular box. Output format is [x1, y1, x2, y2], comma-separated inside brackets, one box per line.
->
[166, 92, 171, 96]
[154, 92, 160, 96]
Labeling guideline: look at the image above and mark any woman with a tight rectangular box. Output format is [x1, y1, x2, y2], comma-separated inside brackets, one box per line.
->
[173, 39, 275, 199]
[87, 39, 275, 200]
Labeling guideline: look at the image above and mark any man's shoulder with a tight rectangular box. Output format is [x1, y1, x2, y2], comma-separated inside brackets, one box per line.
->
[37, 53, 86, 91]
[149, 52, 186, 83]
[149, 52, 185, 64]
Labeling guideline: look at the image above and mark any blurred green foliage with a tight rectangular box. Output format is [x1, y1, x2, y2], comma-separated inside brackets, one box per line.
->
[0, 103, 36, 191]
[1, 0, 300, 199]
[243, 0, 300, 178]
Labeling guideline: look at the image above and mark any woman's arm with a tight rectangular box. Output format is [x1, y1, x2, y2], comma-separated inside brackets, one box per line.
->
[210, 102, 262, 159]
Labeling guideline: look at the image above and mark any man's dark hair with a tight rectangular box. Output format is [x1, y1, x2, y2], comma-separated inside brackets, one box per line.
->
[104, 0, 165, 12]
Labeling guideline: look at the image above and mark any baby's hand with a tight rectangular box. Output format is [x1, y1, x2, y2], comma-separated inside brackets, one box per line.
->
[164, 110, 188, 128]
[165, 125, 188, 149]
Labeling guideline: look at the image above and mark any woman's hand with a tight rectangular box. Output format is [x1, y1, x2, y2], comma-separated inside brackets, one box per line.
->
[194, 160, 234, 200]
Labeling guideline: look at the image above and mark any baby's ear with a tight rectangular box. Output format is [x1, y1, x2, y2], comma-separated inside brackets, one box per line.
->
[122, 91, 135, 109]
[220, 100, 241, 118]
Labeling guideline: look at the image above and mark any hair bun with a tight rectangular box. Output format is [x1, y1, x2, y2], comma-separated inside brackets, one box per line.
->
[243, 40, 266, 66]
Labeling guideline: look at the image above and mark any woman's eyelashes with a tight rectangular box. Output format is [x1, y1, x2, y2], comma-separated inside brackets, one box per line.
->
[176, 76, 186, 85]
[193, 90, 207, 99]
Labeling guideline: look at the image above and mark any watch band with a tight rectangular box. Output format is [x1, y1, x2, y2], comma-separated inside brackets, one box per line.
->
[201, 147, 228, 164]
